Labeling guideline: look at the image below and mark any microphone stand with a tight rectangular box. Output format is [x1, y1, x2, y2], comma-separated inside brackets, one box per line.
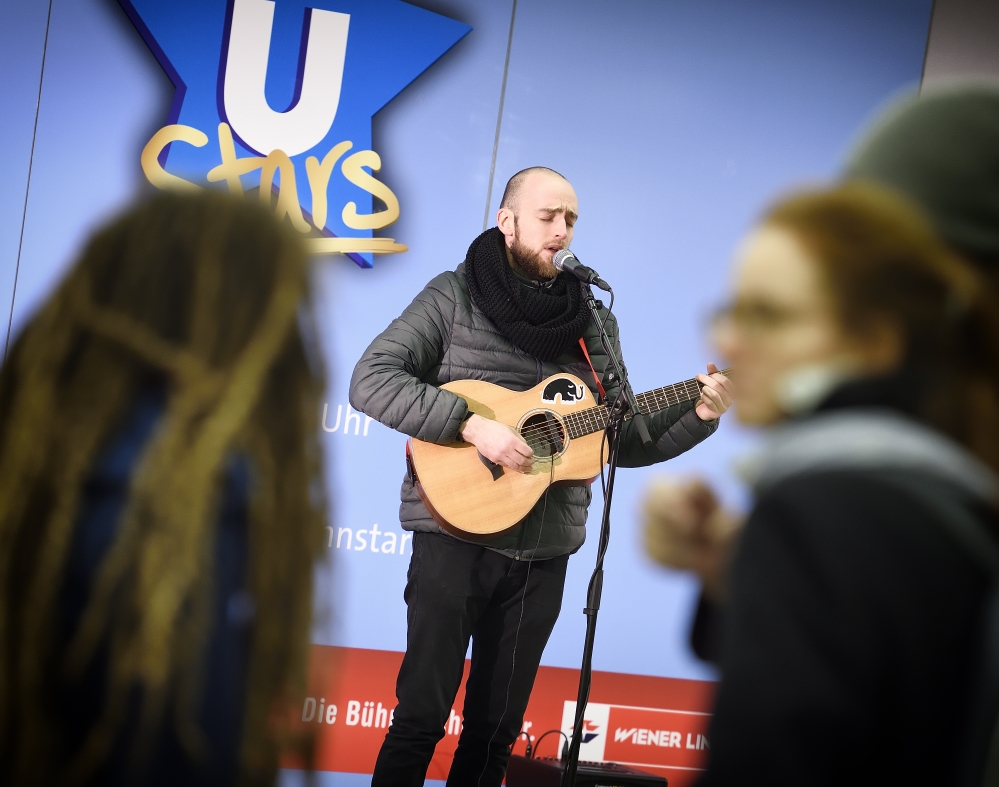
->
[561, 290, 652, 787]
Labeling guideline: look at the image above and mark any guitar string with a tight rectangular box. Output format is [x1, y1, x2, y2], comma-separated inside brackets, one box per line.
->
[517, 410, 611, 446]
[511, 371, 727, 447]
[516, 378, 708, 442]
[515, 403, 623, 445]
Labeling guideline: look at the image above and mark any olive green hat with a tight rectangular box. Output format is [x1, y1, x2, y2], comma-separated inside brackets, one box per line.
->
[846, 84, 999, 263]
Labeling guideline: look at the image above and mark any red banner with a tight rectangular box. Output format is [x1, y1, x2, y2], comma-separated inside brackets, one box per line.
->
[287, 645, 716, 785]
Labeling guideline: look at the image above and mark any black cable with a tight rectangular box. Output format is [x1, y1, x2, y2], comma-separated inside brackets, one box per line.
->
[563, 421, 623, 786]
[597, 288, 615, 339]
[599, 388, 626, 499]
[475, 458, 555, 786]
[563, 293, 633, 787]
[479, 292, 623, 783]
[530, 728, 570, 760]
[513, 730, 534, 758]
[590, 283, 623, 502]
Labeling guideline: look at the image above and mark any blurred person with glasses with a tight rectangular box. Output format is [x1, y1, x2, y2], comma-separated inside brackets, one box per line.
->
[680, 183, 999, 785]
[644, 84, 999, 657]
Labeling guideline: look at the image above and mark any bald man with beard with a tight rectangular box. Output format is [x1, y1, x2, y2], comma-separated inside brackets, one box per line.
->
[351, 166, 731, 786]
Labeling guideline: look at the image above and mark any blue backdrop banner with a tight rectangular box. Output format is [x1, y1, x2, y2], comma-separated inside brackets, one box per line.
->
[0, 1, 934, 781]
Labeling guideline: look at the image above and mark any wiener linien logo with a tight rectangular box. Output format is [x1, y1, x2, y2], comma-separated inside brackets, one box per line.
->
[121, 0, 470, 267]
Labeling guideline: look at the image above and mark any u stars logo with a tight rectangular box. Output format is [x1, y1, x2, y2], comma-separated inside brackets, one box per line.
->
[120, 0, 470, 267]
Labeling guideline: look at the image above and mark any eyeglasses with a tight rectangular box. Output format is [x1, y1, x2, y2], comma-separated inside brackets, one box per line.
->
[709, 300, 816, 339]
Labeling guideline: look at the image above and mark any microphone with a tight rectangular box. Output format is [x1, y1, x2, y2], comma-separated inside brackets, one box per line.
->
[553, 249, 611, 292]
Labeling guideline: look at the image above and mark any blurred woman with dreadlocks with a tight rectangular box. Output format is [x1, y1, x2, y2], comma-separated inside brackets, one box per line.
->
[0, 190, 327, 786]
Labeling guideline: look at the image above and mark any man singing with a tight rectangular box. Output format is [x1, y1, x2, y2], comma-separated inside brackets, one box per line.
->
[349, 167, 732, 785]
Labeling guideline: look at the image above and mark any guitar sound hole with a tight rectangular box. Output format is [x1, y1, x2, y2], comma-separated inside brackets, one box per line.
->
[520, 412, 566, 460]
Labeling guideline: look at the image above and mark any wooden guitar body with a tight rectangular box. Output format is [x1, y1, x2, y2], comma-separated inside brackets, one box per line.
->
[408, 374, 607, 538]
[406, 368, 726, 537]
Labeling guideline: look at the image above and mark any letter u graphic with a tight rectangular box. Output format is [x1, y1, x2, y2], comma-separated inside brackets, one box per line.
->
[223, 0, 349, 157]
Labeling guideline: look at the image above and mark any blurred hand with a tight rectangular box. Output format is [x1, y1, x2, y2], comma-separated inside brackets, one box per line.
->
[695, 362, 734, 421]
[460, 413, 534, 473]
[642, 476, 744, 601]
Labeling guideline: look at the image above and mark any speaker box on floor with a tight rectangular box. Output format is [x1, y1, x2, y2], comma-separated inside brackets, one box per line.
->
[505, 754, 667, 787]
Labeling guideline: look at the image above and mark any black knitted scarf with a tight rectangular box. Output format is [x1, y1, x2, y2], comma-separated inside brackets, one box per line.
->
[464, 227, 590, 362]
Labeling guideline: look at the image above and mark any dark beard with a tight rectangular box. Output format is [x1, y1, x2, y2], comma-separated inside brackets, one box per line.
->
[510, 219, 557, 280]
[510, 239, 552, 280]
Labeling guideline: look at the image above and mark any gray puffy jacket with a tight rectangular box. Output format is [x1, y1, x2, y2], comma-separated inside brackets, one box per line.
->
[348, 263, 717, 559]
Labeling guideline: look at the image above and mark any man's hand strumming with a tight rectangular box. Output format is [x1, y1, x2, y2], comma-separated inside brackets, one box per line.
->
[460, 414, 534, 473]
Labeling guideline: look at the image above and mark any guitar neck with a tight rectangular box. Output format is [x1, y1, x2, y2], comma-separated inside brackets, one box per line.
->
[562, 369, 732, 439]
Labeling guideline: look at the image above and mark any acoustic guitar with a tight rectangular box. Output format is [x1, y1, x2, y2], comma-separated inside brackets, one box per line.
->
[407, 369, 730, 537]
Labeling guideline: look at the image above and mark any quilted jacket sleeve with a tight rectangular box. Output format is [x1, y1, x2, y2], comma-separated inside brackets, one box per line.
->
[597, 313, 718, 468]
[348, 273, 470, 444]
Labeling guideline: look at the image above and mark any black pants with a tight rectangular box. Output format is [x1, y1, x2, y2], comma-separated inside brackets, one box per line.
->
[371, 532, 569, 787]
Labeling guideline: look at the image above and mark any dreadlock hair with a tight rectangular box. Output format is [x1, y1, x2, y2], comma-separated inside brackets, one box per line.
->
[0, 189, 326, 785]
[765, 181, 999, 479]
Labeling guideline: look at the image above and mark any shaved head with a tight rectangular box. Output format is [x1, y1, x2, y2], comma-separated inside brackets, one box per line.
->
[500, 166, 568, 212]
[495, 167, 577, 280]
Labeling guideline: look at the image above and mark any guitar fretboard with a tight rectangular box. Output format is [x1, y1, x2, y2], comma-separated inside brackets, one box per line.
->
[560, 369, 732, 440]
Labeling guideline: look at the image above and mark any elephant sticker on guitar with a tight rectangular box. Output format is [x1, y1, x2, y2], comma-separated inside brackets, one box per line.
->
[542, 378, 587, 404]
